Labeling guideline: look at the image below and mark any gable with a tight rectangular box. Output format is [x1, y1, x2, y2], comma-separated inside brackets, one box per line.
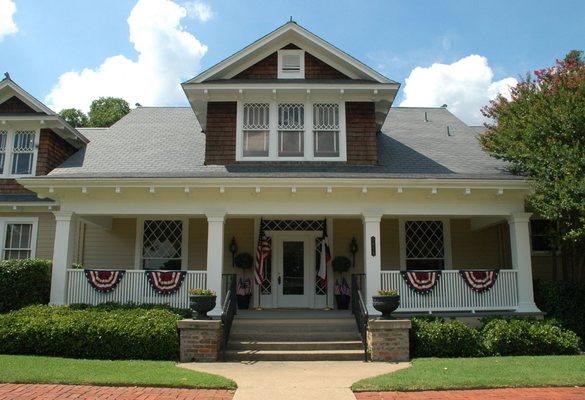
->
[0, 96, 40, 114]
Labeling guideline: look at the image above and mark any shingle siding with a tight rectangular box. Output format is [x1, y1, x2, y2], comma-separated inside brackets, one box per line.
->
[36, 129, 78, 176]
[346, 102, 377, 165]
[0, 96, 38, 114]
[205, 102, 237, 165]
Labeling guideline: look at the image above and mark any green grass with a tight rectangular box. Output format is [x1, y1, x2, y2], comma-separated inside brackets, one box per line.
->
[353, 356, 585, 392]
[0, 355, 236, 389]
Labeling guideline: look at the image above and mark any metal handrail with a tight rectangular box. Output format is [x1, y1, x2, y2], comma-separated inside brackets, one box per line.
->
[351, 274, 369, 362]
[220, 274, 237, 361]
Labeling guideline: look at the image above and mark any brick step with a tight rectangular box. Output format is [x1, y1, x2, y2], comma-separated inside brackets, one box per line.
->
[228, 340, 363, 351]
[225, 349, 365, 361]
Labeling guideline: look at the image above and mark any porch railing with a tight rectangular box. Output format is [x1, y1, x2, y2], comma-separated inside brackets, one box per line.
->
[66, 269, 207, 308]
[380, 270, 518, 312]
[220, 274, 237, 361]
[351, 274, 369, 362]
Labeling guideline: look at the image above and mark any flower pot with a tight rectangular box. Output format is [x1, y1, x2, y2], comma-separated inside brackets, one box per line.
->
[236, 294, 251, 310]
[335, 294, 350, 310]
[189, 295, 217, 320]
[372, 295, 400, 319]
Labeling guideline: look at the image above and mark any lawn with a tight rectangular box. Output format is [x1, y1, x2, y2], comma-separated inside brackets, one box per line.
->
[353, 355, 585, 392]
[0, 355, 236, 389]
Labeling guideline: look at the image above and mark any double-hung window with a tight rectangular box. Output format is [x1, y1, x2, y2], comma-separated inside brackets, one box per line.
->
[0, 129, 38, 177]
[0, 131, 7, 175]
[0, 218, 38, 260]
[242, 103, 270, 157]
[313, 103, 340, 157]
[278, 103, 304, 157]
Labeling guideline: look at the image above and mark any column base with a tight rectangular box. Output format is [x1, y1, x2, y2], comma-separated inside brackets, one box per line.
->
[178, 319, 222, 362]
[516, 302, 542, 314]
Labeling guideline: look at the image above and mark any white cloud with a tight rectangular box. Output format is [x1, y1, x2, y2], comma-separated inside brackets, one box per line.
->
[184, 1, 213, 22]
[45, 0, 208, 112]
[0, 0, 18, 41]
[399, 55, 518, 125]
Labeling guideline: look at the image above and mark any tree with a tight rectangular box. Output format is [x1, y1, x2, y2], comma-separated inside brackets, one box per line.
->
[479, 50, 585, 282]
[88, 97, 130, 127]
[58, 108, 89, 128]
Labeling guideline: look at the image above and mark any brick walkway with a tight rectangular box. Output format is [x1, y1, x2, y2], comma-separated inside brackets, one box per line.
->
[0, 384, 234, 400]
[355, 387, 585, 400]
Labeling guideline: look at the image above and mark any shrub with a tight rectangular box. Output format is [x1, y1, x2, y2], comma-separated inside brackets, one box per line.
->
[0, 259, 51, 312]
[482, 318, 581, 356]
[410, 317, 485, 358]
[69, 302, 193, 318]
[535, 280, 585, 342]
[0, 305, 182, 360]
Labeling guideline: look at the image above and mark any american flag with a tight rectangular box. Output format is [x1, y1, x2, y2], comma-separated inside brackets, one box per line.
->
[254, 226, 271, 285]
[317, 233, 331, 284]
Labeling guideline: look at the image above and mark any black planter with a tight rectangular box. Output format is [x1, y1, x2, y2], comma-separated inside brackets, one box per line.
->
[236, 294, 251, 310]
[335, 294, 350, 310]
[189, 295, 217, 320]
[372, 295, 400, 319]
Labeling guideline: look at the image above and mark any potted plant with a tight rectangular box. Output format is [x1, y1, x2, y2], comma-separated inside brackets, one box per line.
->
[188, 288, 216, 320]
[234, 252, 253, 309]
[372, 289, 400, 319]
[332, 256, 351, 309]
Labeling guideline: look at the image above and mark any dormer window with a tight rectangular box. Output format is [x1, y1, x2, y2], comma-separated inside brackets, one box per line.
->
[0, 129, 38, 177]
[278, 50, 304, 79]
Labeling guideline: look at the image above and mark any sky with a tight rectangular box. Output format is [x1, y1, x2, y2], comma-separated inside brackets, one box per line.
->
[1, 0, 584, 125]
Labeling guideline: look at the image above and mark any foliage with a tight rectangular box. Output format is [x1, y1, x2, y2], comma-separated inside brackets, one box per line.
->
[410, 318, 485, 358]
[377, 289, 399, 296]
[479, 51, 585, 278]
[234, 252, 253, 269]
[68, 302, 193, 318]
[188, 288, 215, 296]
[482, 318, 581, 356]
[0, 259, 51, 313]
[332, 256, 351, 273]
[58, 108, 89, 128]
[0, 305, 181, 360]
[88, 97, 130, 127]
[0, 355, 236, 389]
[535, 280, 585, 341]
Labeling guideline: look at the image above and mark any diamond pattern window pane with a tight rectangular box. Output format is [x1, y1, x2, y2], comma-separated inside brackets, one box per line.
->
[0, 131, 6, 175]
[243, 103, 270, 130]
[11, 131, 35, 175]
[13, 131, 35, 152]
[4, 223, 32, 260]
[142, 220, 182, 270]
[313, 104, 339, 130]
[261, 219, 325, 232]
[278, 103, 304, 130]
[405, 220, 444, 259]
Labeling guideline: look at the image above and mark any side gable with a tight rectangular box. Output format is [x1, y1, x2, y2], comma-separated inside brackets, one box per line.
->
[0, 96, 40, 114]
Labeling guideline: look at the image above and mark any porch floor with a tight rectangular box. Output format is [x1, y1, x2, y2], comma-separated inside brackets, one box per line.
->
[236, 309, 352, 319]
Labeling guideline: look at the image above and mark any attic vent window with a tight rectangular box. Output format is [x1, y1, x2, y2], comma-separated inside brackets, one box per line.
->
[278, 50, 304, 79]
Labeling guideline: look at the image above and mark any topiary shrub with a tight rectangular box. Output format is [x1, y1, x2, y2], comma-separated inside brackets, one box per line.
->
[482, 318, 582, 356]
[535, 280, 585, 342]
[0, 305, 182, 360]
[410, 317, 486, 358]
[0, 259, 51, 312]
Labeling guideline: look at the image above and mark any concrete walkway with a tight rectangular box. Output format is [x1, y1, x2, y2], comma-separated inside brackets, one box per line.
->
[181, 361, 409, 400]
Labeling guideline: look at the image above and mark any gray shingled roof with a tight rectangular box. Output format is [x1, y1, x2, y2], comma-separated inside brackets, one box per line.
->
[42, 106, 515, 180]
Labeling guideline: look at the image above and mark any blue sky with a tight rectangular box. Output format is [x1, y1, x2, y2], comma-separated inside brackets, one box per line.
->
[1, 0, 584, 124]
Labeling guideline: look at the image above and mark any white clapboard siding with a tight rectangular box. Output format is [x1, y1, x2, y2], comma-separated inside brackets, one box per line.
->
[66, 269, 207, 309]
[380, 270, 518, 312]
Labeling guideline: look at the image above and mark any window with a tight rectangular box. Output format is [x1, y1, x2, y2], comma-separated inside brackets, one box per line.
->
[0, 131, 6, 175]
[313, 103, 340, 157]
[531, 219, 553, 252]
[0, 129, 38, 177]
[404, 220, 445, 270]
[278, 50, 304, 79]
[278, 103, 304, 157]
[242, 103, 270, 157]
[141, 220, 183, 270]
[0, 218, 37, 260]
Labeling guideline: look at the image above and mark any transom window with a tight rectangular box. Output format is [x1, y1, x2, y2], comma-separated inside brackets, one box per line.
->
[0, 129, 38, 176]
[0, 218, 37, 260]
[141, 220, 184, 270]
[404, 220, 445, 270]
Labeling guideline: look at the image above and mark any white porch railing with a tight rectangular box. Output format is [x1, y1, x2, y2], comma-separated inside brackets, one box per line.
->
[380, 270, 518, 312]
[66, 269, 207, 309]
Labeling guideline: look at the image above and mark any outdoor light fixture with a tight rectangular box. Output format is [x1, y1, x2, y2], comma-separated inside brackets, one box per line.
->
[229, 237, 238, 267]
[350, 236, 358, 268]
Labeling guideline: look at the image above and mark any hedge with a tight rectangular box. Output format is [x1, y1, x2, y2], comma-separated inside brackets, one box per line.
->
[410, 318, 485, 357]
[0, 259, 51, 313]
[535, 280, 585, 342]
[0, 305, 182, 360]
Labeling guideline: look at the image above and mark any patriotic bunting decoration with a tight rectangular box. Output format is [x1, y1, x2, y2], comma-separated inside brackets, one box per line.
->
[400, 271, 441, 294]
[84, 269, 125, 293]
[146, 270, 186, 295]
[459, 269, 499, 293]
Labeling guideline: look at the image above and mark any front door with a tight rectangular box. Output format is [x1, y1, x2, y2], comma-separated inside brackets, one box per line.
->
[274, 234, 313, 308]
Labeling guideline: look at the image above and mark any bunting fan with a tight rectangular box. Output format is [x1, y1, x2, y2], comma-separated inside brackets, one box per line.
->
[84, 269, 125, 293]
[400, 271, 441, 294]
[459, 269, 499, 293]
[146, 270, 186, 295]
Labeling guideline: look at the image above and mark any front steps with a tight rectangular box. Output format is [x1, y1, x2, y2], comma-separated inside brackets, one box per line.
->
[225, 315, 364, 361]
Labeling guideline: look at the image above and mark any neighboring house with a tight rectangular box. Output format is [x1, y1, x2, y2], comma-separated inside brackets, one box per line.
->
[2, 22, 556, 317]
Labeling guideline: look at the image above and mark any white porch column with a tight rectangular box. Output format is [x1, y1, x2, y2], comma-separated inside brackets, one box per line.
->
[206, 212, 226, 317]
[508, 212, 541, 313]
[50, 211, 76, 305]
[362, 212, 383, 315]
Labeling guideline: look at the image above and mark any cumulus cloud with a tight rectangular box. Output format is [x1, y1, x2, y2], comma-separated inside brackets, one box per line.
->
[399, 55, 518, 125]
[45, 0, 208, 112]
[0, 0, 18, 41]
[184, 1, 213, 22]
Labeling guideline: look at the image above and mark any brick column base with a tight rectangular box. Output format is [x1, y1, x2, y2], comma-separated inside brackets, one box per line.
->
[367, 319, 411, 362]
[178, 319, 222, 362]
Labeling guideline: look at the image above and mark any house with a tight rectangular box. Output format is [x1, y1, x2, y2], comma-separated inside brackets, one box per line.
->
[1, 22, 552, 322]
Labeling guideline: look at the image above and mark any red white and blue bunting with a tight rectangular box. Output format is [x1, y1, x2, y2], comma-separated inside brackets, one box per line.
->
[84, 269, 125, 293]
[146, 271, 186, 295]
[400, 271, 441, 294]
[459, 269, 499, 293]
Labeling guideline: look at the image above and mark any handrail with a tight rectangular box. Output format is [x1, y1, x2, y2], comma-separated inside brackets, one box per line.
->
[351, 274, 369, 362]
[220, 274, 237, 361]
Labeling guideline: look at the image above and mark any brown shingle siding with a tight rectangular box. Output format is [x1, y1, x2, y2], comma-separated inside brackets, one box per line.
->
[0, 96, 38, 114]
[205, 102, 237, 165]
[305, 53, 349, 79]
[234, 53, 278, 79]
[346, 102, 377, 165]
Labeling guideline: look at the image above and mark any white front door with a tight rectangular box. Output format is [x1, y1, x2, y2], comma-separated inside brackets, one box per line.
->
[274, 233, 314, 308]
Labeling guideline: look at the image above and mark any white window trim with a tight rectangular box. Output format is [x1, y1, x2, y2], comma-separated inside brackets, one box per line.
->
[0, 217, 38, 260]
[398, 218, 452, 271]
[277, 50, 305, 79]
[0, 128, 39, 178]
[236, 100, 347, 162]
[134, 217, 189, 271]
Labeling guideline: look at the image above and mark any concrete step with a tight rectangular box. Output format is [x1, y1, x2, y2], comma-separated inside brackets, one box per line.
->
[231, 321, 356, 334]
[230, 331, 361, 342]
[225, 349, 365, 361]
[228, 340, 363, 351]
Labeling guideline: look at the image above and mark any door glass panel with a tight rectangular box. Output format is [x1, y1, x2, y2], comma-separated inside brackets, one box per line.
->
[283, 241, 304, 295]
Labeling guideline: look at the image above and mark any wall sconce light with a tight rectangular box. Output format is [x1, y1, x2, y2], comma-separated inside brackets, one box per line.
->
[229, 237, 238, 267]
[350, 236, 358, 268]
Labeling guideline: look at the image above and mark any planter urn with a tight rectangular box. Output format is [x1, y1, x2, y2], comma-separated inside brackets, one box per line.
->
[189, 295, 217, 320]
[372, 295, 400, 319]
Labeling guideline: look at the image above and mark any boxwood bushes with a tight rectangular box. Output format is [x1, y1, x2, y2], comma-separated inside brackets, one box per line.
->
[0, 259, 51, 312]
